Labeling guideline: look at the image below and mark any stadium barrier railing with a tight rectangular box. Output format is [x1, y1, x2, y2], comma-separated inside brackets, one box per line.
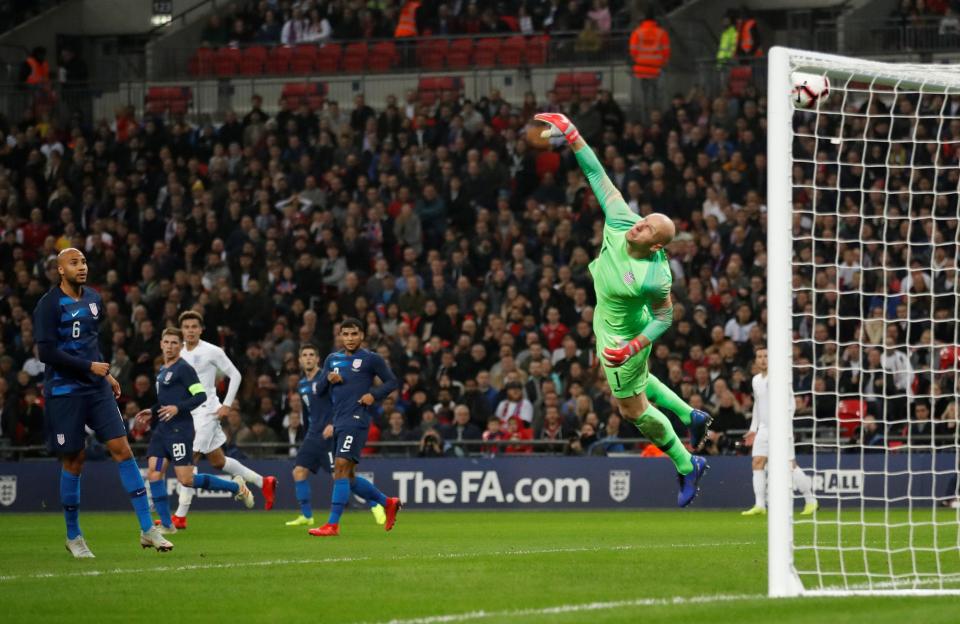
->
[150, 30, 634, 82]
[808, 16, 960, 56]
[4, 428, 949, 460]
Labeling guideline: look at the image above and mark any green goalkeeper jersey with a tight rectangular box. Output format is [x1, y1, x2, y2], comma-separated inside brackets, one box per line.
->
[577, 147, 673, 341]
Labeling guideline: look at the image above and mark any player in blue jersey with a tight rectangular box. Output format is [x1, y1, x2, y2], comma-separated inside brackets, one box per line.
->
[286, 343, 386, 527]
[308, 319, 401, 537]
[135, 328, 254, 543]
[33, 248, 168, 556]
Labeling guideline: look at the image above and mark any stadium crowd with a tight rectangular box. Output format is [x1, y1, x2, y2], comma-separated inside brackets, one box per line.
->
[0, 54, 958, 459]
[200, 0, 628, 47]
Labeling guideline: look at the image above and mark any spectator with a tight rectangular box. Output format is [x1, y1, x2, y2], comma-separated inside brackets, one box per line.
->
[628, 12, 670, 113]
[281, 8, 310, 45]
[440, 404, 483, 449]
[380, 410, 413, 457]
[418, 428, 444, 457]
[495, 381, 534, 426]
[282, 397, 306, 457]
[237, 417, 281, 458]
[716, 10, 739, 67]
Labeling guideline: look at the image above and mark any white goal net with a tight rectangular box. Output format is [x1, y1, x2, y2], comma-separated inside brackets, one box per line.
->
[766, 47, 960, 596]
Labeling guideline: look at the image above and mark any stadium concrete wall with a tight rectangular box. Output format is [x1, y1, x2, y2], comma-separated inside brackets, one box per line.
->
[0, 454, 954, 512]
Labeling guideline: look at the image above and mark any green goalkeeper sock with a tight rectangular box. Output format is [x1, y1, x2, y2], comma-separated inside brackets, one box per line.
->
[645, 374, 693, 426]
[634, 403, 693, 475]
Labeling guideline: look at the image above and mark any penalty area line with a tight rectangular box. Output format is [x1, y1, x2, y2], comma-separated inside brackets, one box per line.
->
[0, 540, 758, 583]
[365, 593, 765, 624]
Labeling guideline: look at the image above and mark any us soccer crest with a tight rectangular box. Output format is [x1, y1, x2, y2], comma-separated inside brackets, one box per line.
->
[623, 271, 635, 285]
[352, 358, 363, 370]
[57, 434, 65, 446]
[609, 470, 630, 503]
[0, 475, 17, 506]
[88, 302, 98, 316]
[164, 371, 173, 383]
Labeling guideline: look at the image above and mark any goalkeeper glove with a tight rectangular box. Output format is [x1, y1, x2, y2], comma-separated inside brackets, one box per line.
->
[533, 112, 580, 146]
[602, 336, 645, 368]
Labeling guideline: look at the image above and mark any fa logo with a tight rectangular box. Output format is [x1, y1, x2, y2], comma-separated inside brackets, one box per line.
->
[0, 476, 16, 506]
[609, 470, 631, 503]
[623, 271, 635, 285]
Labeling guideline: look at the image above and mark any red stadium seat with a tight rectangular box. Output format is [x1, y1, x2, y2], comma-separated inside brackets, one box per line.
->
[574, 72, 600, 100]
[473, 38, 500, 67]
[526, 35, 549, 65]
[417, 76, 462, 107]
[447, 38, 473, 69]
[499, 36, 526, 66]
[417, 38, 447, 70]
[214, 47, 241, 77]
[145, 86, 192, 116]
[266, 46, 293, 74]
[239, 46, 267, 75]
[368, 41, 398, 72]
[342, 42, 368, 72]
[282, 82, 327, 110]
[315, 44, 341, 73]
[728, 66, 752, 97]
[189, 47, 215, 77]
[289, 44, 318, 74]
[837, 399, 867, 439]
[553, 73, 576, 101]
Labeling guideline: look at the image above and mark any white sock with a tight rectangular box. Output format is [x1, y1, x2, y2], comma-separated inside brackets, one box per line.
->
[793, 466, 816, 504]
[222, 457, 263, 489]
[176, 467, 197, 517]
[752, 469, 767, 509]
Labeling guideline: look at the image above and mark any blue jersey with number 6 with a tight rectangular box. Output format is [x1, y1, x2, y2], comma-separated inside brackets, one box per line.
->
[33, 285, 108, 397]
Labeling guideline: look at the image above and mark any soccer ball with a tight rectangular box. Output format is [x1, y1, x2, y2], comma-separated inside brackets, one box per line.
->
[791, 72, 829, 108]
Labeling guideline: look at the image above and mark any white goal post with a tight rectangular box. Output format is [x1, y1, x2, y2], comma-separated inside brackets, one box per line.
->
[767, 46, 960, 597]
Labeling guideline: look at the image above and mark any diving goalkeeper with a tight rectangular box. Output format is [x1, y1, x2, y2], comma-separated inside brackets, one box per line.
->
[535, 113, 708, 507]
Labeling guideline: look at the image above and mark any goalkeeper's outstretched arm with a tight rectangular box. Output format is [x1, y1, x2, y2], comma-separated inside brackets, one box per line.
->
[533, 112, 635, 223]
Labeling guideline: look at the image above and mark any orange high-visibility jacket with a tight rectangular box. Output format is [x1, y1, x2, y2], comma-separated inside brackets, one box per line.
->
[737, 18, 761, 56]
[629, 20, 670, 79]
[394, 1, 420, 37]
[25, 57, 50, 85]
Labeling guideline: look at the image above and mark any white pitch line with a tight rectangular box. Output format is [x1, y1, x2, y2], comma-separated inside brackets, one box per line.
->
[0, 540, 757, 583]
[367, 593, 764, 624]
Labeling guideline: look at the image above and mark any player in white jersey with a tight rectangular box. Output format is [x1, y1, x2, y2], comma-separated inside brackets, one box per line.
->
[166, 311, 277, 529]
[741, 347, 818, 516]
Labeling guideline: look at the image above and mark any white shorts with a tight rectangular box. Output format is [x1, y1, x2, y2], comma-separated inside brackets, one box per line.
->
[192, 412, 227, 454]
[752, 428, 795, 461]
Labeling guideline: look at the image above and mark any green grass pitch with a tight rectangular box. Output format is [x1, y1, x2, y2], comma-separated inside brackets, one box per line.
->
[1, 509, 958, 623]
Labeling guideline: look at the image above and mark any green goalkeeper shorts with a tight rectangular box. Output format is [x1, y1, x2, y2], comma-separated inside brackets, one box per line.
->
[594, 320, 652, 399]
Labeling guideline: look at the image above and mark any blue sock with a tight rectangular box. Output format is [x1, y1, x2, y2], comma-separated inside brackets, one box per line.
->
[60, 470, 81, 539]
[194, 473, 239, 494]
[294, 479, 312, 518]
[328, 478, 350, 525]
[117, 458, 152, 532]
[351, 476, 388, 507]
[149, 480, 172, 527]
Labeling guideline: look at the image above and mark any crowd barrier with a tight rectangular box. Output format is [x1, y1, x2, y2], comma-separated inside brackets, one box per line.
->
[0, 454, 954, 512]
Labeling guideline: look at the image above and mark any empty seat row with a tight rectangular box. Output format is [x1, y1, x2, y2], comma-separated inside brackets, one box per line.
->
[145, 86, 192, 114]
[188, 36, 550, 77]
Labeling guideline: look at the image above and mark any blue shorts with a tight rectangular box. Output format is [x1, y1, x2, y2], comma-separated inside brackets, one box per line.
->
[334, 426, 369, 464]
[45, 388, 127, 454]
[146, 423, 196, 467]
[295, 435, 334, 474]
